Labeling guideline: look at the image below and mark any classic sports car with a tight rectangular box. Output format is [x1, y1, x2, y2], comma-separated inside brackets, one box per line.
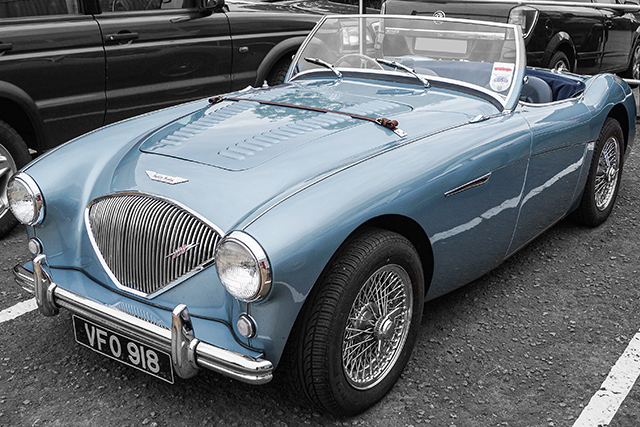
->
[382, 0, 640, 76]
[9, 15, 635, 416]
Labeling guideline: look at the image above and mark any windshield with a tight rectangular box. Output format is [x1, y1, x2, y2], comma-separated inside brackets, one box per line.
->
[290, 15, 525, 109]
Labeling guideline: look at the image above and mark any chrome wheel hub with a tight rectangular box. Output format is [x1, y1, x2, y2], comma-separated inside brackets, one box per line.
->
[0, 144, 18, 219]
[342, 264, 413, 390]
[595, 136, 620, 211]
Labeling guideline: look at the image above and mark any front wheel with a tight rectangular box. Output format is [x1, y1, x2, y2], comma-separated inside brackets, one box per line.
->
[0, 120, 31, 237]
[283, 229, 424, 416]
[571, 117, 624, 227]
[266, 57, 292, 86]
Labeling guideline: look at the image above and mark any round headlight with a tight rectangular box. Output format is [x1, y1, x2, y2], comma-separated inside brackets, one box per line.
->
[7, 173, 45, 226]
[215, 231, 271, 302]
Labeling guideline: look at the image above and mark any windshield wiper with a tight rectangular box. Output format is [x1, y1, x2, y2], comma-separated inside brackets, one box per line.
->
[304, 57, 342, 79]
[376, 58, 430, 88]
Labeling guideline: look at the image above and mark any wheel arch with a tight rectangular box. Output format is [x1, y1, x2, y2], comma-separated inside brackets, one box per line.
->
[359, 215, 434, 297]
[0, 82, 46, 153]
[253, 36, 306, 87]
[606, 102, 630, 155]
[542, 32, 576, 71]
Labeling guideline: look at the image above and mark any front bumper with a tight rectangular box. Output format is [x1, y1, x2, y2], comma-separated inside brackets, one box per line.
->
[13, 254, 273, 385]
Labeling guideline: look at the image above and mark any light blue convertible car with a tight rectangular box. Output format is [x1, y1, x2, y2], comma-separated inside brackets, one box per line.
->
[8, 14, 635, 416]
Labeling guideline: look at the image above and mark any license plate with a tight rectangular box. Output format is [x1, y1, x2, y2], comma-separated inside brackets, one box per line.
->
[73, 315, 174, 383]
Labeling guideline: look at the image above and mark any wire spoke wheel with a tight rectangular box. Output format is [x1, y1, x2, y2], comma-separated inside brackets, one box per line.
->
[594, 135, 620, 211]
[283, 229, 424, 416]
[342, 264, 413, 390]
[571, 117, 624, 227]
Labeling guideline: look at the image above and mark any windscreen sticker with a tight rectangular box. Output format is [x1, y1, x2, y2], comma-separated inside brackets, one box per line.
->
[490, 63, 514, 92]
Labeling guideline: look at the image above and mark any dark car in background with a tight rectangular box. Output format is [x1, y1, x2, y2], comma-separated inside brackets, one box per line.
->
[0, 0, 322, 237]
[382, 0, 640, 76]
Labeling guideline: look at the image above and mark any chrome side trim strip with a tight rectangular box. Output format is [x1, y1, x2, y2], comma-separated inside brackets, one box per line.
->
[444, 172, 492, 197]
[14, 257, 273, 385]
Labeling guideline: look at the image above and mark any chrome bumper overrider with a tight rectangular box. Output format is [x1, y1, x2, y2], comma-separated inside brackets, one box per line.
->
[12, 254, 273, 385]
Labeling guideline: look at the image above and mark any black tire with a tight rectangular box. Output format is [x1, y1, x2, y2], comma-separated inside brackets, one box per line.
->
[0, 120, 31, 238]
[622, 42, 640, 83]
[282, 229, 424, 416]
[266, 56, 292, 86]
[548, 51, 571, 72]
[571, 117, 624, 227]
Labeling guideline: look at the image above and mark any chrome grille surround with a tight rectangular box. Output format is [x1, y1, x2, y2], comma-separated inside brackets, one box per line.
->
[86, 193, 222, 298]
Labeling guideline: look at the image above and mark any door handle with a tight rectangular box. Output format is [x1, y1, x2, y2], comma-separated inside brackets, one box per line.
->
[104, 32, 139, 44]
[0, 43, 13, 53]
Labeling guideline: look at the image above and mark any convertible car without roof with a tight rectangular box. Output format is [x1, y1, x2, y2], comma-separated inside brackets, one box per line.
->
[9, 15, 635, 416]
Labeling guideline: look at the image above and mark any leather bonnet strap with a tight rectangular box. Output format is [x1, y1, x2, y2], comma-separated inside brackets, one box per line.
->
[209, 96, 404, 136]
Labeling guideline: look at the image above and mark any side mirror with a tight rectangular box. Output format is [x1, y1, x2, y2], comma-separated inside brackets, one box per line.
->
[198, 0, 224, 10]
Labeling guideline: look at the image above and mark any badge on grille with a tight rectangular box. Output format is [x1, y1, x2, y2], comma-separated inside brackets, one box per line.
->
[167, 243, 199, 259]
[146, 170, 189, 185]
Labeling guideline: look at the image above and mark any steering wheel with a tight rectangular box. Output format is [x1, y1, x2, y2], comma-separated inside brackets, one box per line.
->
[334, 54, 384, 70]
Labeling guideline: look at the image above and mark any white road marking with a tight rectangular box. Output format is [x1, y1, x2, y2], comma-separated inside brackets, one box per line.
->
[573, 331, 640, 427]
[0, 298, 37, 323]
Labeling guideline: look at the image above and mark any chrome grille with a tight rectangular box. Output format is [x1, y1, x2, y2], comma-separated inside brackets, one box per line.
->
[87, 193, 220, 297]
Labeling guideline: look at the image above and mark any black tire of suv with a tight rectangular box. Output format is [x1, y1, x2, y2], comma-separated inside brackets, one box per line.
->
[266, 56, 293, 86]
[548, 51, 571, 72]
[0, 120, 31, 238]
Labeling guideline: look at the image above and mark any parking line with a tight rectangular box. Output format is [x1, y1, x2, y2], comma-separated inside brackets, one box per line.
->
[0, 298, 37, 323]
[572, 331, 640, 427]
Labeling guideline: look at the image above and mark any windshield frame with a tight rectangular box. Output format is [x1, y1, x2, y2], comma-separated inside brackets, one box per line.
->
[287, 14, 526, 112]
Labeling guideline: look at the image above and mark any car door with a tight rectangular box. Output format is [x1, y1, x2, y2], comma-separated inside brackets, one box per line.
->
[0, 3, 105, 149]
[596, 0, 634, 72]
[93, 1, 232, 124]
[507, 100, 593, 255]
[552, 2, 605, 75]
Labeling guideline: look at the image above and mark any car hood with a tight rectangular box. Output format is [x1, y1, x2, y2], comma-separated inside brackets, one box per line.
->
[131, 79, 499, 229]
[139, 80, 494, 171]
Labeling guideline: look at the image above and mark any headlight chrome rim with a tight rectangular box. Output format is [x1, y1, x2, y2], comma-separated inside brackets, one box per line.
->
[215, 231, 272, 302]
[7, 172, 45, 226]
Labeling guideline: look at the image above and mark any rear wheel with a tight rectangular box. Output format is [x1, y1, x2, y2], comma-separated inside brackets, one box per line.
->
[283, 229, 424, 416]
[571, 117, 623, 227]
[0, 120, 31, 237]
[622, 42, 640, 81]
[548, 51, 571, 72]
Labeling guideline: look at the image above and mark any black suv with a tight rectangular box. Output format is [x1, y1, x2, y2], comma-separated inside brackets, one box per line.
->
[382, 0, 640, 76]
[0, 0, 320, 236]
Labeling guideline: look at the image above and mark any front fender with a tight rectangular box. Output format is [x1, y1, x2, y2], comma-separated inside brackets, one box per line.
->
[0, 80, 46, 150]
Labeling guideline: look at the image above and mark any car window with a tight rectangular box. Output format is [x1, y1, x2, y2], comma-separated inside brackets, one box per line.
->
[100, 0, 196, 11]
[0, 0, 80, 17]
